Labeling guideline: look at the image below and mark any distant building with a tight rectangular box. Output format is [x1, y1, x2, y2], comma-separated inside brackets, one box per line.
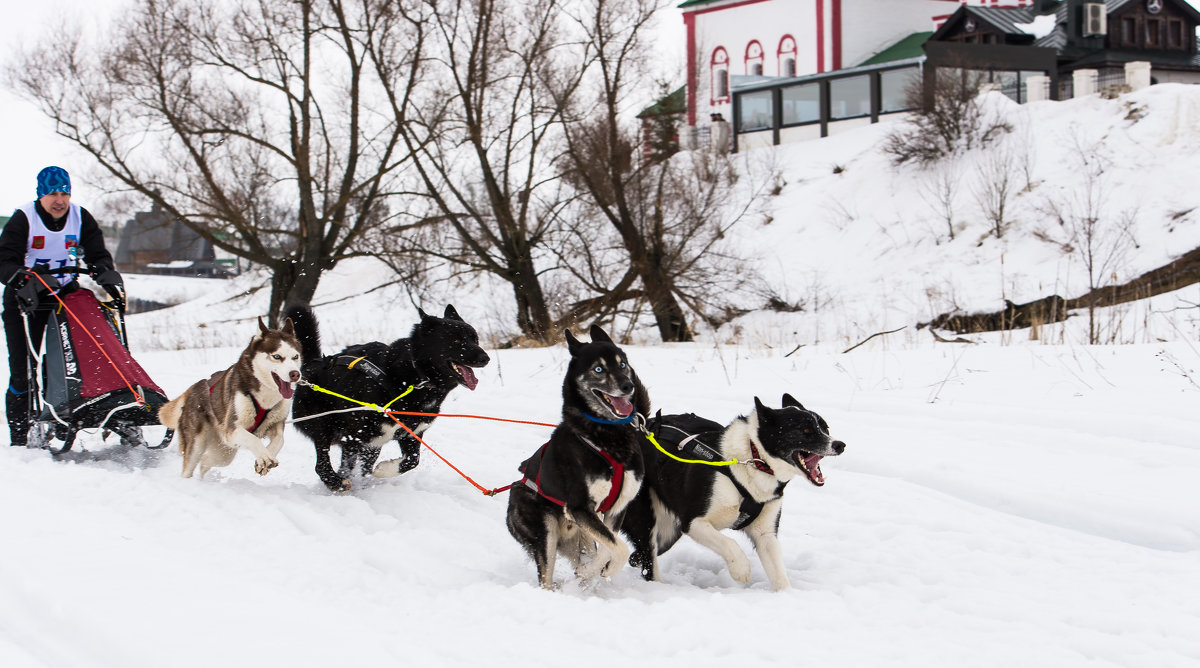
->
[677, 0, 1029, 136]
[681, 0, 1200, 151]
[114, 203, 232, 277]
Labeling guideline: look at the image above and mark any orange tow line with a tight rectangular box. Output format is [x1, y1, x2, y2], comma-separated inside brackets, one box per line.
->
[382, 409, 556, 496]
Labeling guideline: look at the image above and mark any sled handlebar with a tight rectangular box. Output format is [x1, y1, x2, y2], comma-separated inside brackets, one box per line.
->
[24, 265, 126, 313]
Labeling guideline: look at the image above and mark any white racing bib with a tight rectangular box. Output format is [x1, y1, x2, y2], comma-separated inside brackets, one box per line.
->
[18, 201, 83, 286]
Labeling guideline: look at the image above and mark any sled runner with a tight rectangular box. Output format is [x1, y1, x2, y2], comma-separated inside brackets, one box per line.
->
[19, 267, 172, 454]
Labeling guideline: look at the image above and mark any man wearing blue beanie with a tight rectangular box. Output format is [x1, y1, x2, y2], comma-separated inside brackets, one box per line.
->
[0, 166, 122, 447]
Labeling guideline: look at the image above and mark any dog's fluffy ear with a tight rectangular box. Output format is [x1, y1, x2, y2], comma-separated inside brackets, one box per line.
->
[282, 317, 295, 335]
[588, 324, 612, 344]
[444, 304, 463, 322]
[565, 328, 583, 355]
[781, 393, 805, 410]
[633, 368, 651, 417]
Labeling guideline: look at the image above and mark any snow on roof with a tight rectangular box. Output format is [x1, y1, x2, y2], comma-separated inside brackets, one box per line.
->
[1015, 14, 1058, 38]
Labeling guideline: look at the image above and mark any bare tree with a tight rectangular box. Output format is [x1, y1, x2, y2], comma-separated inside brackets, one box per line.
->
[555, 0, 722, 342]
[884, 67, 1010, 166]
[973, 144, 1018, 239]
[919, 162, 961, 242]
[1041, 135, 1136, 344]
[381, 0, 591, 343]
[8, 0, 424, 322]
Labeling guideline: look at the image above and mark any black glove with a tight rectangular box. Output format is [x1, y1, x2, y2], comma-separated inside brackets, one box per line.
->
[12, 269, 61, 312]
[93, 268, 124, 299]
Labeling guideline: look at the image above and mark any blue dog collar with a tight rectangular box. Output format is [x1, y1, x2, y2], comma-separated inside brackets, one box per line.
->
[582, 412, 635, 425]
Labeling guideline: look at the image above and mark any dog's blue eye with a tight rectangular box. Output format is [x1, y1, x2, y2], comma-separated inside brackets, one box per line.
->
[593, 365, 603, 374]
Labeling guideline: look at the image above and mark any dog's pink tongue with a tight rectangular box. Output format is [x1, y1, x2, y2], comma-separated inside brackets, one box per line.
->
[276, 374, 295, 399]
[803, 454, 825, 486]
[458, 365, 478, 391]
[609, 394, 634, 417]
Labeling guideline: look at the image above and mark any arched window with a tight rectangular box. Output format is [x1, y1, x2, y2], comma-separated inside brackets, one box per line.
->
[778, 35, 797, 77]
[745, 40, 764, 76]
[711, 47, 730, 103]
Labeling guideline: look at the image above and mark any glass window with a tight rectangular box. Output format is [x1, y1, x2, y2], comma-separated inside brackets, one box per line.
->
[994, 70, 1019, 102]
[782, 57, 796, 78]
[880, 67, 919, 113]
[715, 69, 729, 99]
[1122, 17, 1137, 46]
[738, 91, 774, 132]
[1146, 19, 1161, 47]
[830, 75, 870, 120]
[781, 83, 820, 125]
[1168, 19, 1184, 49]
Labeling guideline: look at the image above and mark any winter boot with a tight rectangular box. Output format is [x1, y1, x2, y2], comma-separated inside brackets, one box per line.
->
[6, 388, 29, 447]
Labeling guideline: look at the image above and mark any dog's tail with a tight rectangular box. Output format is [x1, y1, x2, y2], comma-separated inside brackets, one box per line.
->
[158, 394, 184, 432]
[283, 303, 322, 363]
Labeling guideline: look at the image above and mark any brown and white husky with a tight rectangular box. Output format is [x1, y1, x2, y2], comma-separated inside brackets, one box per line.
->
[159, 318, 302, 479]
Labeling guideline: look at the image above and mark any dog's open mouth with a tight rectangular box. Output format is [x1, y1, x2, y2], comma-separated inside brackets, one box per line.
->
[272, 372, 296, 400]
[595, 390, 634, 418]
[796, 452, 825, 486]
[451, 362, 479, 391]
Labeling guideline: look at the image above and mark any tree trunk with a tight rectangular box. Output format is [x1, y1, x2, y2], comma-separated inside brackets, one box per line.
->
[510, 254, 554, 343]
[640, 264, 693, 342]
[267, 257, 324, 327]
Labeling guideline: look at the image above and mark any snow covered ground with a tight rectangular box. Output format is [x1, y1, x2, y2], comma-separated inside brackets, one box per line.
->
[3, 82, 1200, 668]
[1, 292, 1197, 667]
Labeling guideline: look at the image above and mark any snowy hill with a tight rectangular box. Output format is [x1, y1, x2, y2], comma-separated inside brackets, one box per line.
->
[2, 84, 1199, 668]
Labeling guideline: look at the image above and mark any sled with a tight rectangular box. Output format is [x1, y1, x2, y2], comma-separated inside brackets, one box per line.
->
[20, 268, 173, 454]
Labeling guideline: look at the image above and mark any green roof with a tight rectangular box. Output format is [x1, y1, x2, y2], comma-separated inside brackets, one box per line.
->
[636, 86, 686, 119]
[677, 0, 721, 8]
[859, 32, 932, 67]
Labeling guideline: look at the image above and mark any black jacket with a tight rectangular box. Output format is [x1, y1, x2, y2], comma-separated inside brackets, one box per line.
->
[0, 201, 114, 285]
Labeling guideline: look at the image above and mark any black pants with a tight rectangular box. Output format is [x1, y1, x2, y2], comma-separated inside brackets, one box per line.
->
[3, 284, 73, 445]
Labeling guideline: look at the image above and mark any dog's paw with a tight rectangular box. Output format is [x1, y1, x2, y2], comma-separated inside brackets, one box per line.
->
[255, 457, 279, 476]
[575, 555, 609, 580]
[372, 458, 402, 478]
[601, 544, 629, 578]
[728, 553, 753, 584]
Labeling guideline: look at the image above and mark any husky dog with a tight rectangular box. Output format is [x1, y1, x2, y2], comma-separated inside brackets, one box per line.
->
[285, 304, 491, 492]
[623, 395, 845, 591]
[506, 325, 651, 589]
[159, 318, 302, 479]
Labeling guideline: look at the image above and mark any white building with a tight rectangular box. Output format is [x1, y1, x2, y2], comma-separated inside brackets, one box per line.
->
[680, 0, 1035, 128]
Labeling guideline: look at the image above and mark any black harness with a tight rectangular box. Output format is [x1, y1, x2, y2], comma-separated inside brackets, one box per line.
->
[651, 416, 787, 531]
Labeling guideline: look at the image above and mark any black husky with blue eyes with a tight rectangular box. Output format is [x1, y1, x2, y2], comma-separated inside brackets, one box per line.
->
[285, 304, 490, 492]
[506, 325, 651, 589]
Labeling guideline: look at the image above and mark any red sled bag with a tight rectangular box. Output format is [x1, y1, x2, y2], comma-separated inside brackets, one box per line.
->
[32, 289, 170, 451]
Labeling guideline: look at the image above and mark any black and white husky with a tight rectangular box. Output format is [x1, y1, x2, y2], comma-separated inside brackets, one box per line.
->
[623, 395, 845, 591]
[506, 325, 651, 589]
[159, 318, 303, 479]
[285, 304, 491, 492]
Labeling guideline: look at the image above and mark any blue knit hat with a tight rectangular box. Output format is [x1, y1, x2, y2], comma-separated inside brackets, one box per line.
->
[36, 166, 71, 198]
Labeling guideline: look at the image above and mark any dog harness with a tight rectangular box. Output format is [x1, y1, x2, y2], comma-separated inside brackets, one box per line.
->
[651, 418, 785, 531]
[207, 371, 269, 433]
[517, 435, 625, 514]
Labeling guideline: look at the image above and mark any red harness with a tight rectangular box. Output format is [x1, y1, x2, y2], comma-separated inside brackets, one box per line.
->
[208, 371, 269, 433]
[521, 436, 625, 514]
